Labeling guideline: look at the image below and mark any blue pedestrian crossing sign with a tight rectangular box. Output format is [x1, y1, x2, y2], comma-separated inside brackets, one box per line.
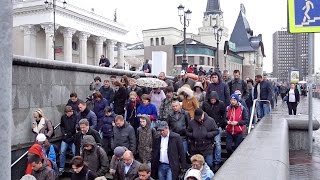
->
[288, 0, 320, 33]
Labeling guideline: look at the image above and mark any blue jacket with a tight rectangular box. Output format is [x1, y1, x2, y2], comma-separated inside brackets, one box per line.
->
[43, 144, 57, 163]
[207, 82, 230, 105]
[77, 109, 97, 130]
[137, 103, 158, 121]
[100, 114, 115, 138]
[93, 98, 109, 120]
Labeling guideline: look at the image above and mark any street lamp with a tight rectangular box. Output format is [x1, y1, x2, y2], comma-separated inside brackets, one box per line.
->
[178, 4, 192, 72]
[213, 24, 223, 73]
[44, 0, 67, 60]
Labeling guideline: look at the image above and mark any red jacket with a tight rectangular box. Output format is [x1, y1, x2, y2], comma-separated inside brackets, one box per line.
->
[225, 105, 245, 135]
[25, 144, 53, 174]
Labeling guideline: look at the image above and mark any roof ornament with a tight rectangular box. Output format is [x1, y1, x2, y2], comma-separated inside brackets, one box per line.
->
[114, 8, 117, 22]
[240, 4, 246, 15]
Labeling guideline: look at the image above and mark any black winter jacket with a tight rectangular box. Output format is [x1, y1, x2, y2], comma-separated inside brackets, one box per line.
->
[167, 110, 190, 139]
[60, 114, 77, 143]
[202, 91, 226, 128]
[111, 122, 136, 154]
[186, 113, 218, 156]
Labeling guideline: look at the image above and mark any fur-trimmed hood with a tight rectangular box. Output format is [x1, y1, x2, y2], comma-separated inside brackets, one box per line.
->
[177, 85, 194, 99]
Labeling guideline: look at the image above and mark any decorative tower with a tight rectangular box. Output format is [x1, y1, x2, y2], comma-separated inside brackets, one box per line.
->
[196, 0, 228, 70]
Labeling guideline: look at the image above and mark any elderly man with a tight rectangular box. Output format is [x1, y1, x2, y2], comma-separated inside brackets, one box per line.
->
[115, 150, 141, 180]
[151, 121, 187, 180]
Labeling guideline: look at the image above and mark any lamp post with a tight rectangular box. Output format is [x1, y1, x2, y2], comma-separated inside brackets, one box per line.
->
[178, 4, 192, 72]
[213, 24, 223, 73]
[44, 0, 67, 60]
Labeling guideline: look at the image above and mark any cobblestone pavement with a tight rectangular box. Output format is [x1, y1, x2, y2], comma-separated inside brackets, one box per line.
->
[278, 96, 320, 180]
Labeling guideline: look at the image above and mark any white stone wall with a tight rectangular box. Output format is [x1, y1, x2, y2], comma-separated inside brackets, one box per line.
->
[12, 27, 24, 56]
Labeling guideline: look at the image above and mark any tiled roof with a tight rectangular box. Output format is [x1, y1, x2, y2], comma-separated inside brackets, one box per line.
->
[229, 4, 266, 57]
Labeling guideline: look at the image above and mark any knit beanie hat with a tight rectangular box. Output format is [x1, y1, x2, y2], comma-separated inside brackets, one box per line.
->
[230, 93, 240, 102]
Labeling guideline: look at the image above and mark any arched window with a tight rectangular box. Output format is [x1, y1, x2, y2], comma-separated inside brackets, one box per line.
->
[150, 38, 154, 46]
[161, 37, 165, 45]
[156, 38, 159, 46]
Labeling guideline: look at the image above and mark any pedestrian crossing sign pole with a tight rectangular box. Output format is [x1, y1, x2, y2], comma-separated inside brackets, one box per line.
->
[288, 0, 320, 33]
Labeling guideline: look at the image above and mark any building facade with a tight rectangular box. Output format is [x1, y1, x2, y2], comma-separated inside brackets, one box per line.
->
[272, 31, 309, 82]
[228, 4, 265, 80]
[13, 0, 128, 68]
[142, 0, 244, 76]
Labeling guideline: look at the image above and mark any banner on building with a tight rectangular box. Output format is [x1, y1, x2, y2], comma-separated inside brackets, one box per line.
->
[290, 70, 300, 83]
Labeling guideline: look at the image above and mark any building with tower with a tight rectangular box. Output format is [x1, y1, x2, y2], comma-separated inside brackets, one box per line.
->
[272, 31, 309, 82]
[142, 0, 243, 76]
[227, 4, 265, 79]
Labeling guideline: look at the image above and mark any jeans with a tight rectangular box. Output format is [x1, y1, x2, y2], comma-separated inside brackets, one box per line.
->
[214, 127, 222, 165]
[204, 154, 214, 169]
[226, 132, 243, 154]
[182, 139, 188, 154]
[158, 163, 172, 180]
[102, 137, 112, 155]
[257, 101, 270, 119]
[59, 141, 75, 169]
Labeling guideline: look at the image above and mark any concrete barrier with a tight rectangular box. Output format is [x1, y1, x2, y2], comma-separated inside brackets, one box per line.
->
[11, 55, 167, 147]
[214, 113, 290, 180]
[287, 116, 320, 151]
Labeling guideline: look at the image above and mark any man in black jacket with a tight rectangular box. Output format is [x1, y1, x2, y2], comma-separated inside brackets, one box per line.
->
[167, 101, 190, 153]
[99, 55, 110, 67]
[228, 70, 249, 100]
[151, 121, 187, 180]
[59, 106, 77, 173]
[111, 115, 137, 154]
[74, 119, 101, 156]
[186, 108, 218, 170]
[254, 75, 272, 119]
[201, 91, 226, 170]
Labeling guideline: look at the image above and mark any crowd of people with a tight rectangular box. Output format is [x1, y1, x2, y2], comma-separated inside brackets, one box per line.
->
[23, 66, 300, 180]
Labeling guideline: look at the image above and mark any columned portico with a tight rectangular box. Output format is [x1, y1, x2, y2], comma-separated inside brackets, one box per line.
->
[117, 42, 126, 69]
[93, 36, 106, 66]
[107, 39, 116, 67]
[78, 32, 90, 64]
[41, 23, 58, 60]
[61, 28, 76, 63]
[21, 25, 39, 57]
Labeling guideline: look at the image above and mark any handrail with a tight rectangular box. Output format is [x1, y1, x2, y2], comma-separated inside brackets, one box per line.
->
[248, 99, 272, 134]
[11, 123, 61, 168]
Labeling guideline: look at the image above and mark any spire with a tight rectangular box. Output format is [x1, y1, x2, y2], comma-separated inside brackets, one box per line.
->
[204, 0, 222, 16]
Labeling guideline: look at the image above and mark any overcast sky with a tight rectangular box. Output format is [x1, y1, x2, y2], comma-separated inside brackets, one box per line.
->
[71, 0, 320, 73]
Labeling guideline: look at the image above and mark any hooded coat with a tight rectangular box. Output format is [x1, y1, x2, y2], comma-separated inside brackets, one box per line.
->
[206, 73, 230, 104]
[202, 91, 227, 128]
[186, 113, 218, 156]
[137, 116, 157, 163]
[178, 85, 199, 119]
[81, 135, 109, 177]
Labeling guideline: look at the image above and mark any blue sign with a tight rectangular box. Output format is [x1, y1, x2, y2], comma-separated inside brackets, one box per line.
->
[288, 0, 320, 33]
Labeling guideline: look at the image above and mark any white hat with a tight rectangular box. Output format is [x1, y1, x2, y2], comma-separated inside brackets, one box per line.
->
[184, 169, 201, 180]
[36, 133, 47, 142]
[20, 175, 37, 180]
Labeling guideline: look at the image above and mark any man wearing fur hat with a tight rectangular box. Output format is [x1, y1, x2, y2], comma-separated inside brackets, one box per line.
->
[225, 94, 249, 155]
